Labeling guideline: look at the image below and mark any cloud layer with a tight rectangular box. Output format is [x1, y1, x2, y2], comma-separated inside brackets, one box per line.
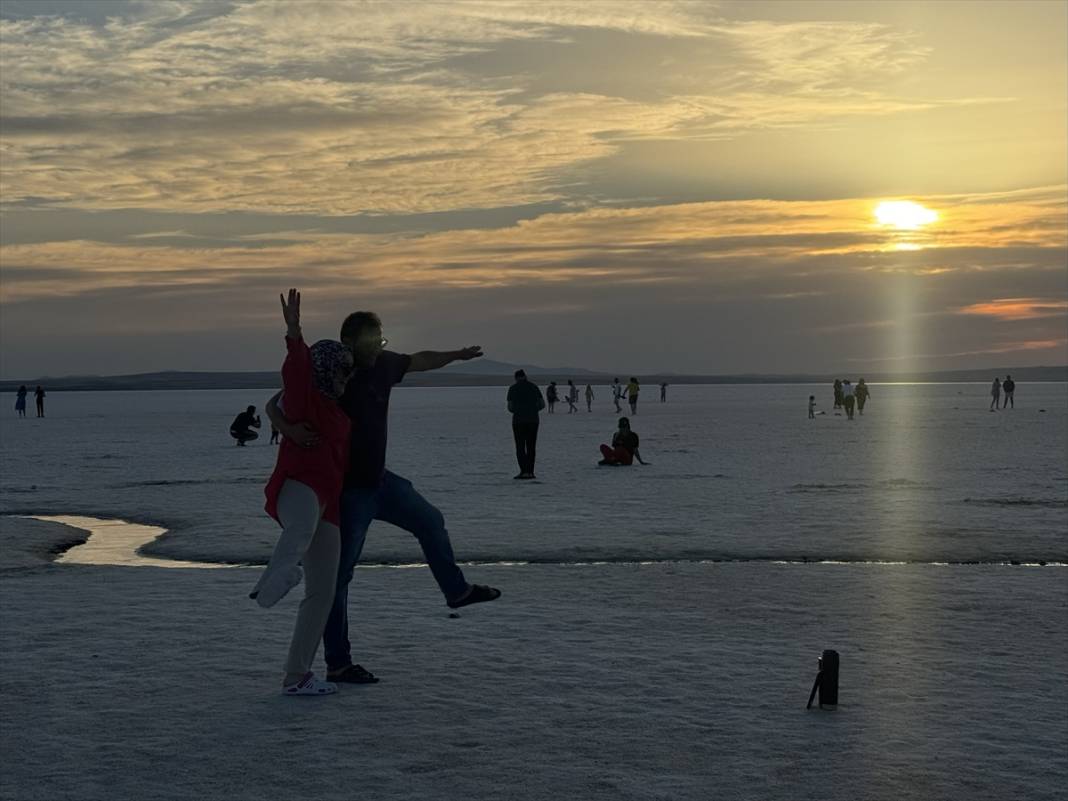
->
[0, 0, 1065, 376]
[0, 0, 999, 214]
[2, 186, 1064, 375]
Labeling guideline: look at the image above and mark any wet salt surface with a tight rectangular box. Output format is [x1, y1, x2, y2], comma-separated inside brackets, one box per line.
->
[29, 515, 236, 569]
[19, 514, 1068, 570]
[1, 383, 1065, 564]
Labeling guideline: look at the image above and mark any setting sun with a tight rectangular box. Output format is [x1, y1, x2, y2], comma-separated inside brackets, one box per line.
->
[875, 201, 939, 230]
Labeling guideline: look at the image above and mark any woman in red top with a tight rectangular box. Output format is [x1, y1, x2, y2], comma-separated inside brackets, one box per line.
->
[251, 289, 354, 697]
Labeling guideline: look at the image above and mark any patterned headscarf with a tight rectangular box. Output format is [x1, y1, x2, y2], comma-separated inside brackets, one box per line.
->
[309, 339, 351, 399]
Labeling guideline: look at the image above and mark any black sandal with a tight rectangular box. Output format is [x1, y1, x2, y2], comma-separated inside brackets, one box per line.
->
[447, 584, 502, 610]
[327, 663, 380, 684]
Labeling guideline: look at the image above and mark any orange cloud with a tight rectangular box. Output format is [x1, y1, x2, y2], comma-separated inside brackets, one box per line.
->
[956, 298, 1068, 320]
[1, 187, 1065, 304]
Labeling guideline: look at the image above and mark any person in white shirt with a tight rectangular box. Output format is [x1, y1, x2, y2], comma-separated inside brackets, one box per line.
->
[841, 381, 855, 420]
[565, 380, 579, 413]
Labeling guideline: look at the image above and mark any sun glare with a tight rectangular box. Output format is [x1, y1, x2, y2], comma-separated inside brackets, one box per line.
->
[874, 201, 938, 230]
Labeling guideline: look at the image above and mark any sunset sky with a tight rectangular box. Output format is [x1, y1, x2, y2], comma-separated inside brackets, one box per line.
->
[1, 0, 1065, 378]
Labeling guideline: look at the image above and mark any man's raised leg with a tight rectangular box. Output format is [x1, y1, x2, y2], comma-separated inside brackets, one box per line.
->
[376, 471, 500, 608]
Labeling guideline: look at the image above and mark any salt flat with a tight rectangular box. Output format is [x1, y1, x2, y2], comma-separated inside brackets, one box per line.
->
[0, 383, 1065, 800]
[1, 549, 1065, 801]
[2, 383, 1066, 564]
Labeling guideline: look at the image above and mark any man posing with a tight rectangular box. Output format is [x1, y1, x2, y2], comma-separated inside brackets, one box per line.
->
[507, 369, 545, 479]
[268, 310, 501, 684]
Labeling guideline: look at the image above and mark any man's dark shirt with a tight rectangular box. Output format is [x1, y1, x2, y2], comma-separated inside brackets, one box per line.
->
[612, 430, 639, 453]
[1003, 379, 1015, 393]
[339, 350, 411, 489]
[507, 380, 544, 423]
[231, 411, 257, 433]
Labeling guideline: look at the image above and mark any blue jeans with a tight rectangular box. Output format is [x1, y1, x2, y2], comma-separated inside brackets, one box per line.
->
[322, 470, 468, 670]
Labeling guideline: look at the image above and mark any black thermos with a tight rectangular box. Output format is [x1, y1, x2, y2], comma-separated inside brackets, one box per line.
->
[818, 649, 839, 709]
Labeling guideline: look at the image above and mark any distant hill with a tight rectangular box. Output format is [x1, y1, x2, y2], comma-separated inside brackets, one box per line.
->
[1, 365, 1064, 392]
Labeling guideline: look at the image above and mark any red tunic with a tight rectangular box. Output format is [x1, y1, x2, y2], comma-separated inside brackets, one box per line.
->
[264, 336, 351, 526]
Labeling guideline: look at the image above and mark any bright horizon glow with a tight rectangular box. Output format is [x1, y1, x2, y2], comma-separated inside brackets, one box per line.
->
[875, 201, 940, 230]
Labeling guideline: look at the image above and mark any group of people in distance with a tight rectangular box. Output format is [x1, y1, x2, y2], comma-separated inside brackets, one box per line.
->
[990, 375, 1016, 411]
[810, 375, 1020, 420]
[13, 385, 45, 418]
[250, 289, 500, 697]
[508, 370, 647, 479]
[544, 377, 661, 415]
[821, 378, 871, 421]
[544, 379, 587, 414]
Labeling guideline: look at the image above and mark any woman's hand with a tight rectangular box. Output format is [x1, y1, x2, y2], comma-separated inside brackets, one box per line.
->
[281, 288, 301, 337]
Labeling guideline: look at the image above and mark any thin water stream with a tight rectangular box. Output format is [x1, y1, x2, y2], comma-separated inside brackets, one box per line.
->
[16, 515, 1065, 569]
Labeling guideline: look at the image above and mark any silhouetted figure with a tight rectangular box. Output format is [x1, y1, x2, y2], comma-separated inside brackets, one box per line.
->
[507, 369, 545, 479]
[1002, 375, 1015, 409]
[854, 379, 870, 415]
[230, 404, 262, 445]
[808, 395, 817, 419]
[626, 377, 640, 414]
[14, 385, 27, 418]
[34, 386, 45, 418]
[565, 379, 578, 413]
[546, 381, 559, 413]
[990, 377, 1001, 411]
[841, 380, 855, 420]
[611, 378, 623, 412]
[269, 424, 280, 444]
[252, 287, 355, 696]
[266, 304, 500, 685]
[598, 417, 647, 466]
[660, 382, 668, 402]
[833, 379, 843, 410]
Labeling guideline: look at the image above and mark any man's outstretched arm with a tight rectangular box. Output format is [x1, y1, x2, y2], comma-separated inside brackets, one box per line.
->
[408, 345, 483, 373]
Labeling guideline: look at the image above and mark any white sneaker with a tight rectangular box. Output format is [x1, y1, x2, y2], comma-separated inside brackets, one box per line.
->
[253, 565, 303, 609]
[282, 672, 338, 696]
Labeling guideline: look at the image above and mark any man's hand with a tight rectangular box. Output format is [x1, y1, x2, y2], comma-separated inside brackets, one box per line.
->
[282, 421, 320, 448]
[265, 390, 319, 447]
[408, 346, 484, 373]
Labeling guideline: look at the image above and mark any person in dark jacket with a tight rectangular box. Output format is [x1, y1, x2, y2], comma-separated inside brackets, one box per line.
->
[546, 381, 559, 413]
[1002, 375, 1016, 409]
[507, 369, 545, 479]
[230, 405, 262, 445]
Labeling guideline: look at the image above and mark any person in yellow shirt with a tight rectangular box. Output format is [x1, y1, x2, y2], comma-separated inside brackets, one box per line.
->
[626, 377, 640, 414]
